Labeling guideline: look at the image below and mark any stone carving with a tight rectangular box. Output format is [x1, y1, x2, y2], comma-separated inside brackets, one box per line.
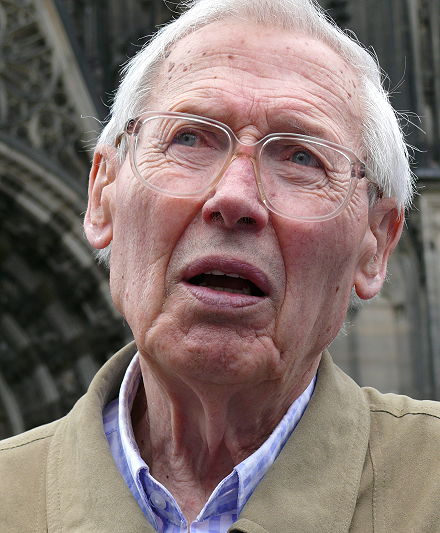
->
[0, 0, 129, 438]
[0, 0, 91, 183]
[0, 146, 128, 438]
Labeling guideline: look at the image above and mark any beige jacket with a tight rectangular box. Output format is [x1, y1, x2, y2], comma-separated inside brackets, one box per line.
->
[1, 342, 440, 532]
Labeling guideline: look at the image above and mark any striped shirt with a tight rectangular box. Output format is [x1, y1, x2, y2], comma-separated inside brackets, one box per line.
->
[103, 353, 315, 532]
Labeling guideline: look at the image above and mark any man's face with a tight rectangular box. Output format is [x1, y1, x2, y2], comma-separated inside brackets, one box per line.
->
[87, 21, 399, 391]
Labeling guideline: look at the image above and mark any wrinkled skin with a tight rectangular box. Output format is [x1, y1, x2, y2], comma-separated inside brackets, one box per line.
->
[85, 20, 403, 522]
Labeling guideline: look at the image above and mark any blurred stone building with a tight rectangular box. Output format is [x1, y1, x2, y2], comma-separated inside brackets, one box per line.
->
[0, 0, 439, 438]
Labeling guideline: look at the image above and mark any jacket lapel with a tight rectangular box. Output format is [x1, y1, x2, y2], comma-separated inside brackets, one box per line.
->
[231, 352, 370, 533]
[46, 342, 155, 532]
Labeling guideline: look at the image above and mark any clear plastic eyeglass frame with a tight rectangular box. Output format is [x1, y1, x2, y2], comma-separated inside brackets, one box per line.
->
[116, 111, 377, 222]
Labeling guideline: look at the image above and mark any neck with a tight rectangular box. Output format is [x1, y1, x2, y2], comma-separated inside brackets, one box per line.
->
[131, 353, 318, 522]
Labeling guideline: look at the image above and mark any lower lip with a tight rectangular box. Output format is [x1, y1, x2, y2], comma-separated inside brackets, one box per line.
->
[183, 282, 265, 308]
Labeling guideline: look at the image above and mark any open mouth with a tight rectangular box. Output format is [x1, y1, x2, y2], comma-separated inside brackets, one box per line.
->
[187, 270, 265, 296]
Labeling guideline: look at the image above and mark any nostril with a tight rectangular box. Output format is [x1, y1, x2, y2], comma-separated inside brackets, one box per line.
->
[210, 212, 224, 224]
[238, 216, 256, 225]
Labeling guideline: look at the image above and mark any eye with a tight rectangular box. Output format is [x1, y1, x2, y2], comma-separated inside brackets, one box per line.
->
[171, 129, 203, 147]
[290, 149, 321, 168]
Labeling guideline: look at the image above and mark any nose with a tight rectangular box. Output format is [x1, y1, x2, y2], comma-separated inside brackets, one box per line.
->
[202, 156, 269, 230]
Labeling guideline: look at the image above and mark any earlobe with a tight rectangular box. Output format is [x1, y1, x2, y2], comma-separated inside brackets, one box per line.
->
[354, 199, 404, 300]
[84, 145, 118, 249]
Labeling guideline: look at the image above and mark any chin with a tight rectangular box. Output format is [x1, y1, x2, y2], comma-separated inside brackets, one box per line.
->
[141, 320, 283, 386]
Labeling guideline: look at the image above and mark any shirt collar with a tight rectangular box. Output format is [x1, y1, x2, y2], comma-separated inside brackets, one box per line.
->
[118, 352, 315, 525]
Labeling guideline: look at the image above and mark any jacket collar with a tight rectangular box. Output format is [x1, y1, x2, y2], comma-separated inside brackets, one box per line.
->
[46, 344, 369, 532]
[46, 342, 154, 532]
[231, 351, 370, 532]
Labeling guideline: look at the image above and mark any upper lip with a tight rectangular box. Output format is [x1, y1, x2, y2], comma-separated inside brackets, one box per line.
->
[182, 256, 271, 296]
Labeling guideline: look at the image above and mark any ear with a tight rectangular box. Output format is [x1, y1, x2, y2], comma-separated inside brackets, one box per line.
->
[354, 198, 404, 300]
[84, 145, 118, 249]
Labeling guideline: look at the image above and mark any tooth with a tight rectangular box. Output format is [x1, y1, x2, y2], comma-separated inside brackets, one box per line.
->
[204, 270, 247, 279]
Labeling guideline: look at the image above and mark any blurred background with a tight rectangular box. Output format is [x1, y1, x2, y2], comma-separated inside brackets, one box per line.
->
[0, 0, 439, 438]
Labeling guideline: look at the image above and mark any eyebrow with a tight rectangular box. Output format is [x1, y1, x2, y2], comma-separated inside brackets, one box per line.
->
[267, 110, 340, 141]
[272, 118, 329, 139]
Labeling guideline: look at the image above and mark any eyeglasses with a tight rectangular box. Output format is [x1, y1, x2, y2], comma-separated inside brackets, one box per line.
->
[118, 111, 375, 222]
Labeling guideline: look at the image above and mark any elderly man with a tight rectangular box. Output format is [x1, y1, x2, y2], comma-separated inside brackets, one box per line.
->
[2, 0, 440, 531]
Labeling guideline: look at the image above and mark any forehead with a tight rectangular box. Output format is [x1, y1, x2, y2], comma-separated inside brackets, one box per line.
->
[152, 20, 363, 145]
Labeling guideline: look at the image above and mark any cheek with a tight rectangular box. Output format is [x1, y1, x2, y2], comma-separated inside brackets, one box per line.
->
[281, 220, 356, 275]
[109, 180, 203, 329]
[273, 218, 364, 349]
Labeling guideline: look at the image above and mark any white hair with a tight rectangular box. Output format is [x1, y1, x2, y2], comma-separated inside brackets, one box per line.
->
[95, 0, 415, 265]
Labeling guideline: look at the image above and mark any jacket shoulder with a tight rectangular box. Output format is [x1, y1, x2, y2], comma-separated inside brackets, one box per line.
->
[0, 418, 58, 450]
[361, 387, 440, 532]
[362, 386, 440, 466]
[0, 420, 61, 533]
[363, 386, 440, 420]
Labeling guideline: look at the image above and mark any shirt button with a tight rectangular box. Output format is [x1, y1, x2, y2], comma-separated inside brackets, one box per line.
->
[150, 490, 167, 511]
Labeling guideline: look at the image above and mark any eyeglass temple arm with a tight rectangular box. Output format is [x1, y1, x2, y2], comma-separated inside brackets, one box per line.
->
[115, 118, 139, 147]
